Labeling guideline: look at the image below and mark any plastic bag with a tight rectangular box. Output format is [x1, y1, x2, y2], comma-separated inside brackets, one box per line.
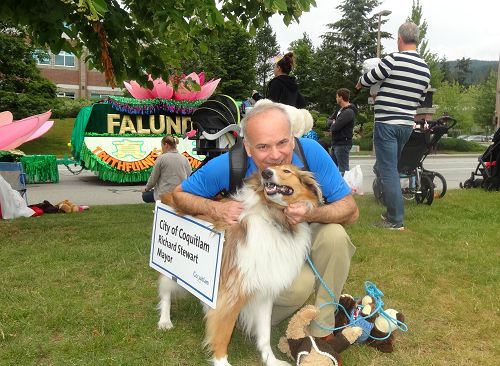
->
[343, 165, 364, 195]
[0, 175, 34, 219]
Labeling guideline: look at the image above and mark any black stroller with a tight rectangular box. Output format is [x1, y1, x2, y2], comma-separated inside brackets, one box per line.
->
[373, 114, 457, 206]
[190, 94, 242, 165]
[460, 127, 500, 191]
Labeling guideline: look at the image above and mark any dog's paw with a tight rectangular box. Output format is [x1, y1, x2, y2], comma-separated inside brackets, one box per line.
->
[213, 356, 232, 366]
[157, 319, 174, 330]
[342, 326, 363, 344]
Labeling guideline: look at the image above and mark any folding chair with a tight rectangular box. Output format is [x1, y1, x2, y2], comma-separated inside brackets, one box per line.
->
[0, 162, 28, 204]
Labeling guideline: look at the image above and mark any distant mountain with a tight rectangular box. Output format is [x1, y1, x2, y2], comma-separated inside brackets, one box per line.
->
[445, 60, 498, 84]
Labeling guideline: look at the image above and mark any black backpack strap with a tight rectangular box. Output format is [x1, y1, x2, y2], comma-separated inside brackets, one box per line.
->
[227, 137, 308, 196]
[228, 139, 248, 195]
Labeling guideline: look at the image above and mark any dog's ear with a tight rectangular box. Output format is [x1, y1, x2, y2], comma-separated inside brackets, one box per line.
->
[298, 170, 323, 205]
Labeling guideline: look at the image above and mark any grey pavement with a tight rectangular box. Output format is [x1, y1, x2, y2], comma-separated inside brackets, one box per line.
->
[26, 154, 480, 206]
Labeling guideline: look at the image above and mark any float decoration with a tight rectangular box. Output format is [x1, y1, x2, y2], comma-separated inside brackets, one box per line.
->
[0, 110, 54, 151]
[71, 71, 217, 183]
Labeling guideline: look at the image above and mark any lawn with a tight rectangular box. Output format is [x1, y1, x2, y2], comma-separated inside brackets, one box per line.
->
[0, 190, 498, 365]
[16, 118, 75, 158]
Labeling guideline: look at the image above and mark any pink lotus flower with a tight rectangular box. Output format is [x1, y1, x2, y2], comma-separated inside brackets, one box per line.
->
[123, 72, 220, 101]
[0, 110, 53, 150]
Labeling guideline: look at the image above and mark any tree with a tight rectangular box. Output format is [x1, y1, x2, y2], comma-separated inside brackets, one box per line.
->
[455, 57, 472, 86]
[473, 70, 497, 130]
[315, 0, 383, 112]
[0, 0, 317, 87]
[0, 26, 56, 119]
[407, 0, 443, 88]
[253, 23, 280, 95]
[289, 33, 316, 104]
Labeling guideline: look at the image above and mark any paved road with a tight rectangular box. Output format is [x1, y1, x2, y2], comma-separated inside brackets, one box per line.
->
[26, 155, 480, 206]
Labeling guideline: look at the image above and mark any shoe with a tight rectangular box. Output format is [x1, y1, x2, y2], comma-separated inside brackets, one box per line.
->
[381, 212, 388, 221]
[374, 219, 405, 231]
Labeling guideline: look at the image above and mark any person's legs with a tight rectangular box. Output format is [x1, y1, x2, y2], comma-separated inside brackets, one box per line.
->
[271, 223, 356, 338]
[142, 190, 155, 203]
[333, 145, 351, 174]
[373, 123, 412, 226]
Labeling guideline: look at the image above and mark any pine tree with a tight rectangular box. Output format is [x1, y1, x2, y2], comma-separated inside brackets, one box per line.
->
[289, 33, 315, 104]
[253, 23, 280, 95]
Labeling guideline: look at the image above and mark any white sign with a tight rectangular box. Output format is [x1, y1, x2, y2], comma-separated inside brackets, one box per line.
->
[149, 201, 225, 309]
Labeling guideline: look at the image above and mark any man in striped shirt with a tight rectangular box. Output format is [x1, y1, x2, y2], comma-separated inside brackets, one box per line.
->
[356, 22, 430, 230]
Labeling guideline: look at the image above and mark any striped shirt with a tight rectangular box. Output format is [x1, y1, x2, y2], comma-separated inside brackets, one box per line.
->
[359, 51, 430, 126]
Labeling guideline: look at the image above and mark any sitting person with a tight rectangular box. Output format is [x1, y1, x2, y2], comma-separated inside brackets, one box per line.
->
[171, 101, 358, 338]
[142, 136, 192, 203]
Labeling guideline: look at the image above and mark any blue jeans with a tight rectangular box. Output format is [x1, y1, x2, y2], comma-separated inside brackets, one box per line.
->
[373, 123, 413, 225]
[331, 144, 351, 174]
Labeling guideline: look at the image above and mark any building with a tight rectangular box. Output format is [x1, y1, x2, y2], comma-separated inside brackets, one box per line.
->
[35, 50, 123, 99]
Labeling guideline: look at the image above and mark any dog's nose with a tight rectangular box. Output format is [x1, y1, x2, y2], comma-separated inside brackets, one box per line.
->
[261, 169, 273, 180]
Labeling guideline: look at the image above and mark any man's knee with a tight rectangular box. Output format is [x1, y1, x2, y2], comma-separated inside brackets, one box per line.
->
[311, 223, 356, 257]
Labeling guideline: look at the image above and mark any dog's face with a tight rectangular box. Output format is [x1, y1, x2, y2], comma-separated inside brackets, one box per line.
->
[260, 164, 323, 207]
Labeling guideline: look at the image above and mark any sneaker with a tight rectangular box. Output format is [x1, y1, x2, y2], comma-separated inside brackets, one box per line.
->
[381, 212, 388, 221]
[374, 219, 405, 231]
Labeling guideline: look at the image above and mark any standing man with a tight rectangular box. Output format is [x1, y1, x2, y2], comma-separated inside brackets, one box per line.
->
[327, 88, 357, 174]
[356, 21, 430, 230]
[172, 102, 358, 343]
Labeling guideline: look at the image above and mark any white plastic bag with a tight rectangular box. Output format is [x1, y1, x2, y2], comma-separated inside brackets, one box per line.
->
[0, 175, 34, 219]
[343, 165, 364, 195]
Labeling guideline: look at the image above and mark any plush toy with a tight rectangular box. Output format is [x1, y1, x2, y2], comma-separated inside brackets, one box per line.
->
[254, 99, 314, 137]
[278, 305, 362, 366]
[56, 200, 88, 213]
[334, 293, 406, 353]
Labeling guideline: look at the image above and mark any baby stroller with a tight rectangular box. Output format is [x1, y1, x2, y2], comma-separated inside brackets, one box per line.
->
[373, 114, 457, 206]
[190, 94, 241, 165]
[460, 127, 500, 191]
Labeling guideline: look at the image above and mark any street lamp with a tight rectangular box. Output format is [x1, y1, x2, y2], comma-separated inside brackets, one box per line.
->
[376, 10, 391, 58]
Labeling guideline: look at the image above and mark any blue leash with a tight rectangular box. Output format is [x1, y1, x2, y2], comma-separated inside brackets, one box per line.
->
[306, 255, 408, 340]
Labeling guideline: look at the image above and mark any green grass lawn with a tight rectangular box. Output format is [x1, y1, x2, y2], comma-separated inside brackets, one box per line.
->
[16, 118, 75, 158]
[1, 190, 498, 365]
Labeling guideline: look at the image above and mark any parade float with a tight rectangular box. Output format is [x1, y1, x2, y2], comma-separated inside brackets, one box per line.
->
[70, 72, 229, 183]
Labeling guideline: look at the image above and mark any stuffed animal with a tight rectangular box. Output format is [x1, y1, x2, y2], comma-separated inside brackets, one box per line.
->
[56, 200, 88, 213]
[334, 294, 406, 353]
[278, 305, 362, 366]
[254, 99, 314, 137]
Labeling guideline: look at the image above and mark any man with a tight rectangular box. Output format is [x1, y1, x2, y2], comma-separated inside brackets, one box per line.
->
[172, 101, 358, 338]
[327, 88, 357, 174]
[356, 21, 430, 230]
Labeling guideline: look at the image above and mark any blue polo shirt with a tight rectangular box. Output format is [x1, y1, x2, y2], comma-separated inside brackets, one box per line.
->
[181, 138, 351, 203]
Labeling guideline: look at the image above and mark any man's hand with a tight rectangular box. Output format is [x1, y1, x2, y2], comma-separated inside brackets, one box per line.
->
[284, 201, 312, 225]
[355, 82, 363, 90]
[211, 200, 244, 225]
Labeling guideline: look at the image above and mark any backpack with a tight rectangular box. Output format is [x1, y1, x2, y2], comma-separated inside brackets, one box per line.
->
[227, 137, 309, 195]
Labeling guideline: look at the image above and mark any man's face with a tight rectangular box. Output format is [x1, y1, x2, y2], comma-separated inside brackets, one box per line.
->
[243, 109, 294, 172]
[336, 94, 341, 105]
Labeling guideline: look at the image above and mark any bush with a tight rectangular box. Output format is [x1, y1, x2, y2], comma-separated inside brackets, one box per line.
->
[352, 138, 373, 151]
[437, 138, 485, 152]
[51, 98, 94, 119]
[0, 91, 55, 120]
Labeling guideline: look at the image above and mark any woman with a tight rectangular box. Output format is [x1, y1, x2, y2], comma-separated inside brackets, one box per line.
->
[142, 136, 192, 203]
[252, 52, 306, 108]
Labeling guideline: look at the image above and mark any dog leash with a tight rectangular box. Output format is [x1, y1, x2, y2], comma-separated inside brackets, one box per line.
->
[306, 255, 408, 339]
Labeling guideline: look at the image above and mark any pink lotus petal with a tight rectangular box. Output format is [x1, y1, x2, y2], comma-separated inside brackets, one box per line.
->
[152, 78, 173, 99]
[123, 80, 154, 99]
[0, 110, 52, 150]
[198, 72, 205, 86]
[0, 111, 13, 127]
[185, 72, 200, 85]
[24, 121, 54, 143]
[197, 78, 221, 100]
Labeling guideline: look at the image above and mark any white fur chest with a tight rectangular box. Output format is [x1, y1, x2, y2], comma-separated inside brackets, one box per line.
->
[234, 189, 312, 297]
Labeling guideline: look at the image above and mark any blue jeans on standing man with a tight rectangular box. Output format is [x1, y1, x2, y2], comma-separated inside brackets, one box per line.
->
[373, 122, 413, 226]
[331, 144, 352, 175]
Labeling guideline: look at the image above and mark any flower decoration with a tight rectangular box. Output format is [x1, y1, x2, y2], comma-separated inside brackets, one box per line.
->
[123, 72, 220, 101]
[0, 110, 53, 150]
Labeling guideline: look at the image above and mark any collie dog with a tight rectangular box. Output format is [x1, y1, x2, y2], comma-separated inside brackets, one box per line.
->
[158, 164, 323, 366]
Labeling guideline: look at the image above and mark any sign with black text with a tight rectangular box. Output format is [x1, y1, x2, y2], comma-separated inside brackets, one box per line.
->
[149, 202, 224, 309]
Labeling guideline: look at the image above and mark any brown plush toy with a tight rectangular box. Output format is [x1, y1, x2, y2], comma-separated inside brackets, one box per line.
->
[57, 200, 82, 213]
[278, 305, 362, 366]
[334, 294, 405, 353]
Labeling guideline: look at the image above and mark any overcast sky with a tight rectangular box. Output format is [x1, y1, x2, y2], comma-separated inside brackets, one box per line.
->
[269, 0, 500, 61]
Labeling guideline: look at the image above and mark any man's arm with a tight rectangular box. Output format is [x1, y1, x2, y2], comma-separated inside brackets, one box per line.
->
[356, 55, 394, 89]
[330, 109, 355, 132]
[285, 194, 359, 226]
[172, 185, 243, 225]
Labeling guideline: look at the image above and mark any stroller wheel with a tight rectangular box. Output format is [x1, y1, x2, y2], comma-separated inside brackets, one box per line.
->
[415, 175, 434, 205]
[431, 172, 447, 199]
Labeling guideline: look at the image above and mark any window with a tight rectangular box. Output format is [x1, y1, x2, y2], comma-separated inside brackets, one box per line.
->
[33, 50, 50, 65]
[56, 91, 75, 99]
[90, 93, 111, 99]
[55, 51, 75, 67]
